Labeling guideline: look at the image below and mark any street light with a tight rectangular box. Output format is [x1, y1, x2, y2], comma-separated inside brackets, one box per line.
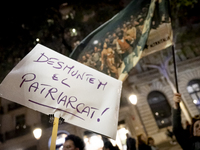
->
[33, 128, 42, 140]
[33, 127, 42, 150]
[129, 95, 137, 105]
[128, 94, 148, 136]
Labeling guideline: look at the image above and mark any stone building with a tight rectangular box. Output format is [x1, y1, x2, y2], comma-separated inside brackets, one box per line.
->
[119, 23, 200, 144]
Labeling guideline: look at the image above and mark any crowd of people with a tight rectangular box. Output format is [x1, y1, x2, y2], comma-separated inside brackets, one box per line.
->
[126, 133, 159, 150]
[60, 92, 200, 150]
[77, 6, 149, 79]
[61, 133, 159, 150]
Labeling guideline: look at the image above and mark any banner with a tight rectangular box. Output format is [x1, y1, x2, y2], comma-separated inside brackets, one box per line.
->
[70, 0, 172, 81]
[0, 44, 122, 139]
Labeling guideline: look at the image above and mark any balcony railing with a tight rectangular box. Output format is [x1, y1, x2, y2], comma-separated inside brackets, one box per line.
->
[5, 126, 31, 141]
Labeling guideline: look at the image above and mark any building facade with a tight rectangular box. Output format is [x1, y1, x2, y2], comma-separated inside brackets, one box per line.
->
[119, 23, 200, 144]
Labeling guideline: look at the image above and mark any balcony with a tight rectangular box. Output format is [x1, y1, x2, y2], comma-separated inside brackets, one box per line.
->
[5, 126, 31, 141]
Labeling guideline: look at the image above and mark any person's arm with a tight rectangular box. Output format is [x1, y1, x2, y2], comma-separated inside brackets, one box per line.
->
[172, 93, 189, 149]
[172, 93, 182, 129]
[116, 41, 123, 54]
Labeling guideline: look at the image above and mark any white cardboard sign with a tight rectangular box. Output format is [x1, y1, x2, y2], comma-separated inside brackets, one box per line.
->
[0, 44, 122, 139]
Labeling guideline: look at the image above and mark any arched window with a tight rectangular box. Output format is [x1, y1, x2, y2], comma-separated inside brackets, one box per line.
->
[187, 79, 200, 111]
[147, 91, 171, 128]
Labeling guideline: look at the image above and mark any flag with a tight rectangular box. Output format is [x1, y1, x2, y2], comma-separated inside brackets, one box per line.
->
[70, 0, 173, 81]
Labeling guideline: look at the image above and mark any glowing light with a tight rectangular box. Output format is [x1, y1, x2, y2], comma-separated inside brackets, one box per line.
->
[72, 28, 76, 33]
[56, 138, 65, 145]
[161, 120, 165, 124]
[117, 128, 128, 141]
[33, 128, 42, 140]
[84, 137, 89, 143]
[155, 112, 159, 116]
[115, 131, 123, 150]
[65, 15, 69, 19]
[193, 99, 198, 104]
[70, 28, 77, 36]
[90, 135, 103, 146]
[84, 135, 103, 150]
[129, 95, 137, 105]
[36, 38, 40, 42]
[93, 40, 98, 44]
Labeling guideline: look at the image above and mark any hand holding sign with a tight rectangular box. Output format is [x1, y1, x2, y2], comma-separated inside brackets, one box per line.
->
[0, 44, 122, 139]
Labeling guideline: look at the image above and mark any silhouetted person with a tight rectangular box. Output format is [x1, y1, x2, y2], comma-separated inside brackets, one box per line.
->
[104, 140, 119, 150]
[147, 137, 159, 150]
[126, 133, 136, 150]
[173, 93, 200, 150]
[137, 134, 151, 150]
[63, 134, 85, 150]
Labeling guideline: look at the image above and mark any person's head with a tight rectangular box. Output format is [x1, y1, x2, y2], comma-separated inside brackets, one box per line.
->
[185, 120, 190, 126]
[147, 137, 155, 146]
[137, 134, 147, 145]
[63, 134, 85, 150]
[191, 115, 200, 136]
[104, 141, 115, 150]
[123, 23, 127, 28]
[126, 133, 130, 138]
[85, 53, 91, 59]
[117, 30, 123, 39]
[94, 46, 98, 52]
[82, 55, 86, 61]
[103, 42, 107, 49]
[112, 33, 116, 38]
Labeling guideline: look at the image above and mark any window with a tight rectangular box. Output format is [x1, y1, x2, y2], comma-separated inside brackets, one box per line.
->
[187, 79, 200, 111]
[147, 91, 171, 128]
[16, 114, 26, 130]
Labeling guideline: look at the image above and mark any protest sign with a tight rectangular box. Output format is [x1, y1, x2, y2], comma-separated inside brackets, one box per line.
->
[0, 44, 122, 139]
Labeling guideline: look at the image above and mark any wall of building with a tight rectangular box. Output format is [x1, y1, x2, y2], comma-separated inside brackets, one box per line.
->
[121, 44, 200, 145]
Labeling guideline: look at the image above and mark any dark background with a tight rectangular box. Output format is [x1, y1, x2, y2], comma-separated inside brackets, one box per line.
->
[0, 0, 200, 82]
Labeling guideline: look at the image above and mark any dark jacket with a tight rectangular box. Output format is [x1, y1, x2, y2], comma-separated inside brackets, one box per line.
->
[172, 107, 200, 150]
[126, 137, 136, 150]
[138, 143, 152, 150]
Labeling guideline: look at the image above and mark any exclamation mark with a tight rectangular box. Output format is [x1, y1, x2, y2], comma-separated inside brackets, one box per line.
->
[97, 108, 109, 122]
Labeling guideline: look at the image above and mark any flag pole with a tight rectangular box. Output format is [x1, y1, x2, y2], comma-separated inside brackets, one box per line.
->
[172, 44, 179, 93]
[172, 44, 192, 122]
[50, 117, 59, 150]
